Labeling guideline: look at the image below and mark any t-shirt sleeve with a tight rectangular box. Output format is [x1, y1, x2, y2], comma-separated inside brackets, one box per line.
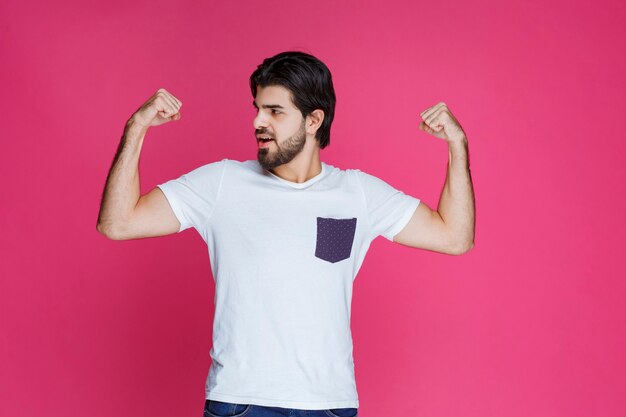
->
[156, 159, 227, 233]
[354, 169, 421, 241]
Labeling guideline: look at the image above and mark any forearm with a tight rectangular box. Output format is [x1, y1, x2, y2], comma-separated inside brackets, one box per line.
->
[96, 118, 147, 235]
[437, 137, 475, 251]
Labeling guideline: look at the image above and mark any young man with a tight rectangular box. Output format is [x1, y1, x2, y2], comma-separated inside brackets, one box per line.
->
[97, 51, 475, 417]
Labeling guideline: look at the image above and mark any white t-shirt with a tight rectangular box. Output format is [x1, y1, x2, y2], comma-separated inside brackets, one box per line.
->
[157, 159, 420, 410]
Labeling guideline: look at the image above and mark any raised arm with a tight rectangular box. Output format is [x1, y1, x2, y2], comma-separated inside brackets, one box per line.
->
[96, 88, 183, 240]
[393, 102, 475, 255]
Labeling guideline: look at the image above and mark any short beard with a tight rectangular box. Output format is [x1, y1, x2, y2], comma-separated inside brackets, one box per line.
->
[257, 118, 307, 172]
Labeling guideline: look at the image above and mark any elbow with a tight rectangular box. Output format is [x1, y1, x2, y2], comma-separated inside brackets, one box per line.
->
[97, 223, 113, 239]
[96, 215, 110, 236]
[451, 240, 474, 255]
[97, 221, 125, 240]
[463, 240, 474, 253]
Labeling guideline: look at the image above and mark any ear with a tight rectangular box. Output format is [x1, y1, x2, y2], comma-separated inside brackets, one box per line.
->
[306, 109, 325, 135]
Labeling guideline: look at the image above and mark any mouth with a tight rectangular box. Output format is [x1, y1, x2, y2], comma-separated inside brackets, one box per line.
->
[257, 135, 274, 146]
[257, 136, 274, 148]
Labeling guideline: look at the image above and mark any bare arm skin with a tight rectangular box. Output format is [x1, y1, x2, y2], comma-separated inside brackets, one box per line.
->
[393, 102, 475, 255]
[438, 139, 475, 253]
[96, 88, 183, 240]
[394, 138, 475, 255]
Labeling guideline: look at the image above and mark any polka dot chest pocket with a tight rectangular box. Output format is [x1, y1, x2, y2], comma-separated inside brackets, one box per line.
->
[315, 217, 357, 263]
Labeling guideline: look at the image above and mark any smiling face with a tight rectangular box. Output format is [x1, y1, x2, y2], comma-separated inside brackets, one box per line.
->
[253, 85, 309, 171]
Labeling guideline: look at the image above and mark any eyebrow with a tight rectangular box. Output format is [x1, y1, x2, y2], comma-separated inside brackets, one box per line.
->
[252, 100, 285, 110]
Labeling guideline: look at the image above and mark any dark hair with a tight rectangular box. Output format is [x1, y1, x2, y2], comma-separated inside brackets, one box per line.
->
[249, 51, 336, 149]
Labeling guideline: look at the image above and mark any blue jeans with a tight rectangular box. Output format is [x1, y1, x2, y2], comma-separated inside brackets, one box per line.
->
[204, 399, 358, 417]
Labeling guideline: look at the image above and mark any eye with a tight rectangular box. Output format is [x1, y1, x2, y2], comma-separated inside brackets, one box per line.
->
[272, 110, 281, 115]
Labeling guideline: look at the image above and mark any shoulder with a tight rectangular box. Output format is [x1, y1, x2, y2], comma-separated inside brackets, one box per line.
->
[322, 161, 361, 178]
[347, 166, 383, 184]
[188, 158, 229, 175]
[171, 159, 230, 186]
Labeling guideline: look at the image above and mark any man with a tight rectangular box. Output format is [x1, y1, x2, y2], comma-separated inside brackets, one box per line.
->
[97, 51, 475, 417]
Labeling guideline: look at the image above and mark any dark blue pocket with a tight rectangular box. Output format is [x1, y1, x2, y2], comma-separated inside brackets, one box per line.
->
[204, 400, 251, 417]
[315, 217, 357, 263]
[324, 408, 358, 417]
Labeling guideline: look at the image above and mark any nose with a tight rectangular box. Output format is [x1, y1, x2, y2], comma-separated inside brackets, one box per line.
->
[253, 110, 269, 131]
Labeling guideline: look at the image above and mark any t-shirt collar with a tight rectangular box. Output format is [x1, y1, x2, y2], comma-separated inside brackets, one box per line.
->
[264, 161, 328, 189]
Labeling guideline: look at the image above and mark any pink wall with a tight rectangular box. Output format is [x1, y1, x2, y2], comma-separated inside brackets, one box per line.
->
[1, 0, 625, 416]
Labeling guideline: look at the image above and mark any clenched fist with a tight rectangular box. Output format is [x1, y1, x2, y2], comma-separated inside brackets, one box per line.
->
[418, 102, 466, 144]
[130, 88, 183, 128]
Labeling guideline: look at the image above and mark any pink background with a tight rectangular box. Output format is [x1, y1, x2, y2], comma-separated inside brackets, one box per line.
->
[1, 0, 625, 416]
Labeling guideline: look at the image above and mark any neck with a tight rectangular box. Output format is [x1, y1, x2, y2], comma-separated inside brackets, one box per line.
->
[270, 147, 322, 184]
